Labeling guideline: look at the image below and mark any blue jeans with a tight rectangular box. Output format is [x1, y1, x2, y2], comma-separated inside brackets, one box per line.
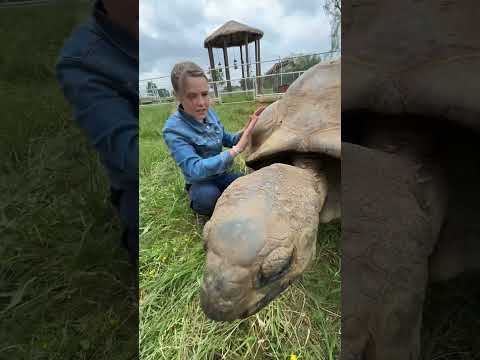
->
[187, 172, 244, 216]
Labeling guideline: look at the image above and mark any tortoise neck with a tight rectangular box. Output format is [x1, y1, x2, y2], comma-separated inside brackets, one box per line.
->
[291, 155, 322, 175]
[291, 155, 327, 195]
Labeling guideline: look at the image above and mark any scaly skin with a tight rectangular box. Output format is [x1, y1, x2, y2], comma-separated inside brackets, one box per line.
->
[342, 142, 446, 360]
[201, 163, 325, 321]
[343, 1, 480, 356]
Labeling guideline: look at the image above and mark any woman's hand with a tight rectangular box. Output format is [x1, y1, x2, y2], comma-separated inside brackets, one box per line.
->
[230, 106, 267, 157]
[241, 106, 266, 132]
[254, 105, 267, 116]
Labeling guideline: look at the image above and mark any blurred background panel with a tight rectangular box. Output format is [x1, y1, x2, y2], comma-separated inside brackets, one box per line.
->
[342, 1, 480, 359]
[0, 1, 138, 359]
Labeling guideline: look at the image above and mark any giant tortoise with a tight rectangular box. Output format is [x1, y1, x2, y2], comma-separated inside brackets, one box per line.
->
[200, 60, 341, 321]
[342, 0, 480, 359]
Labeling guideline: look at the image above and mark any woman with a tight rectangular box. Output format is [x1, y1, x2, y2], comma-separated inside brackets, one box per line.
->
[162, 61, 264, 216]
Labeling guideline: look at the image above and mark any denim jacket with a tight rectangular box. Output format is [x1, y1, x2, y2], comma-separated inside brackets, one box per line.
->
[56, 0, 138, 191]
[163, 105, 242, 184]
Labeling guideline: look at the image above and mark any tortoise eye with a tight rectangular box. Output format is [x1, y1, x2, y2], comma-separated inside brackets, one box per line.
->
[256, 248, 294, 288]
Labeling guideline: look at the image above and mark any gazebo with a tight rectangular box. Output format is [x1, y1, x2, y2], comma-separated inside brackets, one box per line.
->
[204, 20, 263, 97]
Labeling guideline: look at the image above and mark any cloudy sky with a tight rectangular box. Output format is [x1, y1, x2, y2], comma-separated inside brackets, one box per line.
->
[140, 0, 334, 90]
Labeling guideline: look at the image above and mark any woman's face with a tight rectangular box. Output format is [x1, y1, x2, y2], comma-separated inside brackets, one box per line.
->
[180, 76, 209, 121]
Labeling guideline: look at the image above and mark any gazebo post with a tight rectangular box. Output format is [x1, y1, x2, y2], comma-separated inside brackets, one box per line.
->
[207, 46, 218, 98]
[257, 39, 262, 76]
[255, 39, 262, 94]
[222, 39, 232, 92]
[244, 33, 250, 80]
[239, 45, 245, 91]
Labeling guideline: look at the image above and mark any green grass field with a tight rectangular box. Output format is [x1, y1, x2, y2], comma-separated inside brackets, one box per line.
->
[139, 103, 341, 360]
[219, 91, 255, 104]
[1, 2, 137, 359]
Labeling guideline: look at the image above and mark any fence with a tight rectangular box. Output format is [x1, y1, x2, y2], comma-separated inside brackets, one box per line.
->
[141, 70, 308, 106]
[139, 50, 340, 106]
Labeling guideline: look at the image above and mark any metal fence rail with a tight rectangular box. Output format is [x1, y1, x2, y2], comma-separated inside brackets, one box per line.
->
[205, 49, 340, 76]
[140, 51, 340, 106]
[140, 71, 307, 106]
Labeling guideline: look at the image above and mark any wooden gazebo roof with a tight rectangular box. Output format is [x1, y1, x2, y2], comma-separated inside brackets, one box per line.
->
[204, 20, 263, 48]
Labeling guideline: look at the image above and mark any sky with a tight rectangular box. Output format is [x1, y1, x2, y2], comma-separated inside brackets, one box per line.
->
[139, 0, 335, 92]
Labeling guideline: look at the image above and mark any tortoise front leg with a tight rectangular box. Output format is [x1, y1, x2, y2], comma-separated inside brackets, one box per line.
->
[341, 142, 444, 360]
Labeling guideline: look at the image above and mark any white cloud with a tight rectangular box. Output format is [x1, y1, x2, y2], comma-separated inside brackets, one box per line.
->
[139, 0, 334, 85]
[204, 0, 283, 23]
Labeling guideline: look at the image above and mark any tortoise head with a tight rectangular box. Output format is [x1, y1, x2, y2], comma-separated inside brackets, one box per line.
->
[200, 164, 325, 321]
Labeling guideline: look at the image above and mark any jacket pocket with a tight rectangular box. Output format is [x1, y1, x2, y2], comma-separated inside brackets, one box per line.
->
[193, 137, 209, 152]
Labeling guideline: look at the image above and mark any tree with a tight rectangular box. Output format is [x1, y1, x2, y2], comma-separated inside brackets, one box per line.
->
[323, 0, 341, 53]
[287, 54, 322, 72]
[210, 68, 224, 85]
[146, 81, 158, 97]
[240, 78, 254, 91]
[267, 54, 321, 75]
[264, 54, 322, 92]
[158, 88, 170, 98]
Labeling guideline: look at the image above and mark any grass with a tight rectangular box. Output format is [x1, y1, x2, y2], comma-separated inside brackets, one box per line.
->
[421, 272, 480, 360]
[0, 2, 137, 359]
[139, 103, 341, 360]
[217, 89, 276, 104]
[218, 91, 255, 104]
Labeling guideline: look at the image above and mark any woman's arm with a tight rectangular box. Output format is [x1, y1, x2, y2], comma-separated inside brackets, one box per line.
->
[56, 59, 138, 184]
[163, 128, 235, 182]
[220, 106, 266, 148]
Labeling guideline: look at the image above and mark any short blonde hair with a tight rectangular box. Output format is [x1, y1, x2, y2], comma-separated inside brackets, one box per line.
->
[170, 61, 208, 99]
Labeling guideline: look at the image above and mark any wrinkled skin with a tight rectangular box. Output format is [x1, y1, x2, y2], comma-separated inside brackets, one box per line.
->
[201, 61, 341, 321]
[343, 119, 480, 359]
[343, 1, 480, 358]
[342, 139, 444, 360]
[201, 163, 325, 320]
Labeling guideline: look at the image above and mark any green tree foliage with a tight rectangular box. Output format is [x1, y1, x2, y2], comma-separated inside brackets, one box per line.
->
[158, 88, 170, 97]
[263, 54, 322, 92]
[323, 0, 341, 51]
[210, 68, 224, 83]
[146, 82, 170, 98]
[146, 81, 158, 96]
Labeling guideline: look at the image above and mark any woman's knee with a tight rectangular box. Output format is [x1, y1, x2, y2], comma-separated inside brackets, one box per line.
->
[189, 184, 221, 215]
